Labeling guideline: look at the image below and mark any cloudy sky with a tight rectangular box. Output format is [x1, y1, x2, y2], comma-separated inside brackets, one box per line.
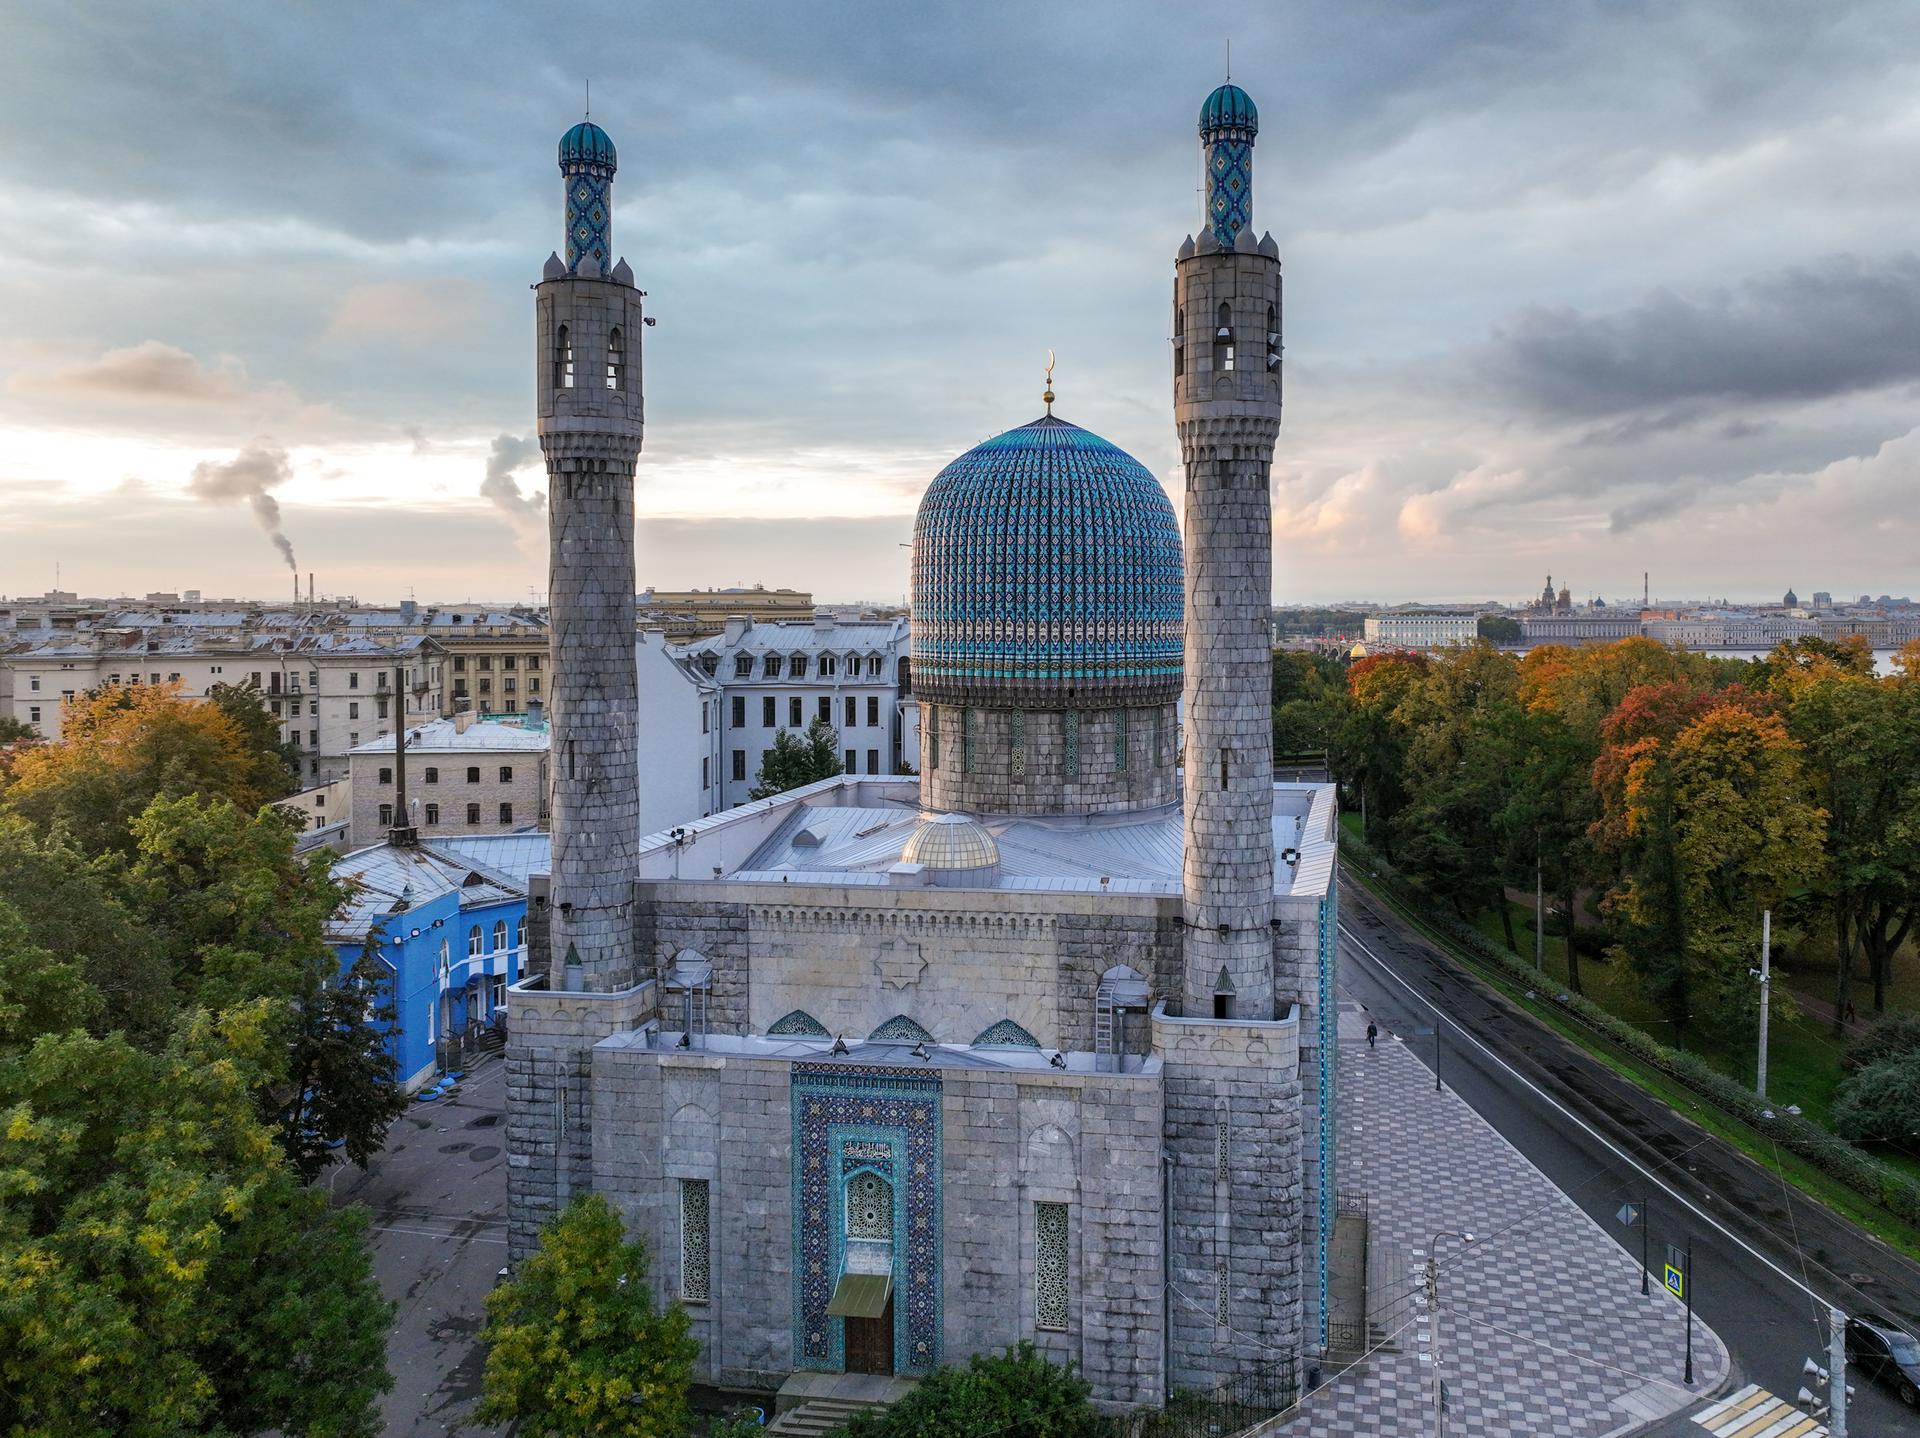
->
[2, 2, 1917, 606]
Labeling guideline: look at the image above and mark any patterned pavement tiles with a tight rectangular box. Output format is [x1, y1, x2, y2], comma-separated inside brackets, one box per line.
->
[1270, 998, 1730, 1437]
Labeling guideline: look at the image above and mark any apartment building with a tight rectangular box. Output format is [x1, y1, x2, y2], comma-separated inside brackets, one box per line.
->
[1362, 611, 1479, 649]
[636, 584, 813, 642]
[347, 713, 548, 848]
[677, 613, 911, 808]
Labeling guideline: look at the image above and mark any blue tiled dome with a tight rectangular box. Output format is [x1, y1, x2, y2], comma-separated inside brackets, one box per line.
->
[1199, 83, 1258, 136]
[912, 415, 1183, 707]
[559, 121, 617, 170]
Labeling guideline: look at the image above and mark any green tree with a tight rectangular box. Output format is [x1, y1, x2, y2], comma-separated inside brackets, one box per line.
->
[208, 681, 302, 801]
[0, 1001, 394, 1436]
[841, 1343, 1103, 1438]
[117, 794, 404, 1174]
[479, 1193, 697, 1438]
[1477, 614, 1522, 644]
[0, 714, 34, 744]
[749, 717, 844, 799]
[1833, 1049, 1920, 1146]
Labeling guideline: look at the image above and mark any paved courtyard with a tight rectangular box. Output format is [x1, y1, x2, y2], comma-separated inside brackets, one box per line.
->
[1274, 1000, 1730, 1438]
[329, 1058, 509, 1438]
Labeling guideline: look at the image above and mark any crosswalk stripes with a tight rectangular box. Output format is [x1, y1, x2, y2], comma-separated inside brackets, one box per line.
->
[1691, 1382, 1825, 1438]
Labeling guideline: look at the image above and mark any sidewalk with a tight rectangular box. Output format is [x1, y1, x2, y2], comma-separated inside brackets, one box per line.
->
[1271, 1000, 1730, 1438]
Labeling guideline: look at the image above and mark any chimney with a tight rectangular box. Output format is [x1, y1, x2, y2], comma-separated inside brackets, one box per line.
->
[387, 664, 419, 846]
[525, 697, 544, 728]
[454, 709, 476, 734]
[813, 609, 835, 636]
[722, 614, 751, 645]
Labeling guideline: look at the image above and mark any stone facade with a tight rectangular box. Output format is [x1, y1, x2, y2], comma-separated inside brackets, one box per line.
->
[536, 261, 647, 989]
[920, 702, 1179, 815]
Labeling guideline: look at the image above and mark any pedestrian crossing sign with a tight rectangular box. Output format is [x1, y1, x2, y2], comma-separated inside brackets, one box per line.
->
[1663, 1263, 1684, 1300]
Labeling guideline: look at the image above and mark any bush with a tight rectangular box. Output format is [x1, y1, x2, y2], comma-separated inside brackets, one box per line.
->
[1835, 1052, 1920, 1145]
[1342, 833, 1920, 1227]
[1844, 1013, 1920, 1075]
[841, 1344, 1102, 1438]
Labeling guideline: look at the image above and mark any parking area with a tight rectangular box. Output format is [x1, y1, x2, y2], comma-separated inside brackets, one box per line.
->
[330, 1056, 509, 1437]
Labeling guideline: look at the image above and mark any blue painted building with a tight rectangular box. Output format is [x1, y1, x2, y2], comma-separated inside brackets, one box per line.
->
[327, 840, 528, 1092]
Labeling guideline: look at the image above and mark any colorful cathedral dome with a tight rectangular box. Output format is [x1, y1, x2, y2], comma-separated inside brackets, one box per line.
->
[911, 413, 1183, 708]
[559, 121, 617, 169]
[1199, 83, 1258, 136]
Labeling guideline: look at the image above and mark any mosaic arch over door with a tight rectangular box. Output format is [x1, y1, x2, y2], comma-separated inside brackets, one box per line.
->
[769, 1009, 830, 1037]
[791, 1064, 943, 1376]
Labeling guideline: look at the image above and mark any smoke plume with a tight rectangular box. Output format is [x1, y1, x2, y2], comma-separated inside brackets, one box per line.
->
[189, 445, 298, 569]
[482, 433, 545, 520]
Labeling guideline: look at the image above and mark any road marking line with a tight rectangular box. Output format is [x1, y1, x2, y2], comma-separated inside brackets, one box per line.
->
[1340, 919, 1837, 1314]
[1689, 1382, 1824, 1436]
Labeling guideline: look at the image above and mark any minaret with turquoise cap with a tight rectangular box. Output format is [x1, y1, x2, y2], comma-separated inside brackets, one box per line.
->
[535, 113, 647, 992]
[1199, 81, 1259, 248]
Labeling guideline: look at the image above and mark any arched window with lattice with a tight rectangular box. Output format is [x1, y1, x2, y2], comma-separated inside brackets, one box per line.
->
[844, 1171, 893, 1242]
[972, 1019, 1040, 1049]
[869, 1015, 933, 1043]
[768, 1009, 829, 1038]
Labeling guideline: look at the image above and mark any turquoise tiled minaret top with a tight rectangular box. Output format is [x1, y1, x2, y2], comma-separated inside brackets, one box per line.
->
[911, 414, 1183, 708]
[558, 121, 616, 274]
[1199, 82, 1258, 248]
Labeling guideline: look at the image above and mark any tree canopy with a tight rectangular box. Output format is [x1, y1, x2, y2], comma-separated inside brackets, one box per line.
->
[750, 717, 845, 799]
[478, 1193, 697, 1438]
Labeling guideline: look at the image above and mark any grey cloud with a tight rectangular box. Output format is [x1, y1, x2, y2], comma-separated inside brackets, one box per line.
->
[188, 445, 298, 569]
[481, 433, 544, 522]
[1484, 254, 1920, 421]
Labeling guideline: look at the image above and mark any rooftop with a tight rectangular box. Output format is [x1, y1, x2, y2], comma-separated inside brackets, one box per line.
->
[349, 716, 548, 755]
[326, 840, 524, 943]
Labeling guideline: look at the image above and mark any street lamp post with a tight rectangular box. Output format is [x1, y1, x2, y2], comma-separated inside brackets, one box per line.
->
[1426, 1229, 1474, 1437]
[1756, 909, 1771, 1099]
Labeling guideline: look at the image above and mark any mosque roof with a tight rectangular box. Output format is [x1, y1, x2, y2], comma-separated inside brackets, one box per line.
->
[910, 414, 1182, 708]
[559, 120, 616, 168]
[1200, 83, 1258, 135]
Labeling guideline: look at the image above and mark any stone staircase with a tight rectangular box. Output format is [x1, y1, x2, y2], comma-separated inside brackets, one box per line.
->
[766, 1395, 886, 1436]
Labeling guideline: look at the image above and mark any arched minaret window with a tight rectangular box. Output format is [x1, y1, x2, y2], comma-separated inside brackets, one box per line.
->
[606, 327, 624, 391]
[1214, 303, 1234, 373]
[554, 324, 574, 390]
[1265, 303, 1280, 372]
[1173, 303, 1185, 379]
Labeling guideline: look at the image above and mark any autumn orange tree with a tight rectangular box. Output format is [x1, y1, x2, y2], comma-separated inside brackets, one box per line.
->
[0, 681, 293, 857]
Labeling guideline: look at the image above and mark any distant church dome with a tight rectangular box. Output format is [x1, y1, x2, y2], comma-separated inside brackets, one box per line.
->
[1199, 83, 1259, 135]
[911, 414, 1183, 708]
[559, 121, 617, 169]
[901, 813, 999, 872]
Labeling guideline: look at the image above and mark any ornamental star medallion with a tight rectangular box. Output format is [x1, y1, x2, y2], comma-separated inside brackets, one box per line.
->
[873, 938, 927, 990]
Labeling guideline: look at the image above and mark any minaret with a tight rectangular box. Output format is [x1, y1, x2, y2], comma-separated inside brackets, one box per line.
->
[1174, 82, 1283, 1018]
[537, 118, 646, 991]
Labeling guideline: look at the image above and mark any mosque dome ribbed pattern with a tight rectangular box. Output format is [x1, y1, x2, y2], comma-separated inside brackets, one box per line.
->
[911, 414, 1183, 707]
[1199, 83, 1258, 136]
[559, 121, 617, 169]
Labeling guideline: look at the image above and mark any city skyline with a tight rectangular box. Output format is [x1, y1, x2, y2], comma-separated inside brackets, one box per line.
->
[3, 3, 1918, 603]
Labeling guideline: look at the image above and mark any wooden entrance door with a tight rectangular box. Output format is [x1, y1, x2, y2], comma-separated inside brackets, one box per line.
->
[844, 1293, 894, 1375]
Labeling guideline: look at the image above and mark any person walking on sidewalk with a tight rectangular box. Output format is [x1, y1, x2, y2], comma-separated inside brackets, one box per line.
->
[1366, 1019, 1378, 1049]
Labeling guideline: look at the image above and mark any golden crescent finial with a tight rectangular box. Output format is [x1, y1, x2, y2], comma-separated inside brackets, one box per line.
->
[1043, 350, 1056, 414]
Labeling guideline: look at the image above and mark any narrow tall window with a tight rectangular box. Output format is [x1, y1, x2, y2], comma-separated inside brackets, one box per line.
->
[1173, 303, 1185, 378]
[962, 707, 977, 773]
[1065, 711, 1081, 778]
[378, 803, 393, 827]
[606, 327, 624, 390]
[1220, 747, 1230, 791]
[1215, 302, 1234, 373]
[1153, 709, 1165, 767]
[1115, 709, 1129, 771]
[1010, 709, 1027, 781]
[680, 1179, 711, 1303]
[555, 324, 574, 389]
[1036, 1203, 1069, 1332]
[928, 705, 940, 769]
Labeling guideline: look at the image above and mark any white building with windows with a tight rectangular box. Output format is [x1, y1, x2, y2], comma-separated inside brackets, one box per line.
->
[347, 714, 550, 848]
[677, 614, 911, 808]
[1361, 611, 1478, 649]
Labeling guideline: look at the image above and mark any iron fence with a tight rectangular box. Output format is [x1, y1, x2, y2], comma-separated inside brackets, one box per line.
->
[1125, 1359, 1300, 1438]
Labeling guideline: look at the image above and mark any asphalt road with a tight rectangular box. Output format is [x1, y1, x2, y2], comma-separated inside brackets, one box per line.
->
[329, 1056, 509, 1437]
[1337, 875, 1920, 1435]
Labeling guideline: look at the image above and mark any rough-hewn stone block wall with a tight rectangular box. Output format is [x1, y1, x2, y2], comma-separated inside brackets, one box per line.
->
[1156, 1015, 1304, 1393]
[920, 703, 1178, 816]
[635, 898, 751, 1032]
[1055, 908, 1184, 1050]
